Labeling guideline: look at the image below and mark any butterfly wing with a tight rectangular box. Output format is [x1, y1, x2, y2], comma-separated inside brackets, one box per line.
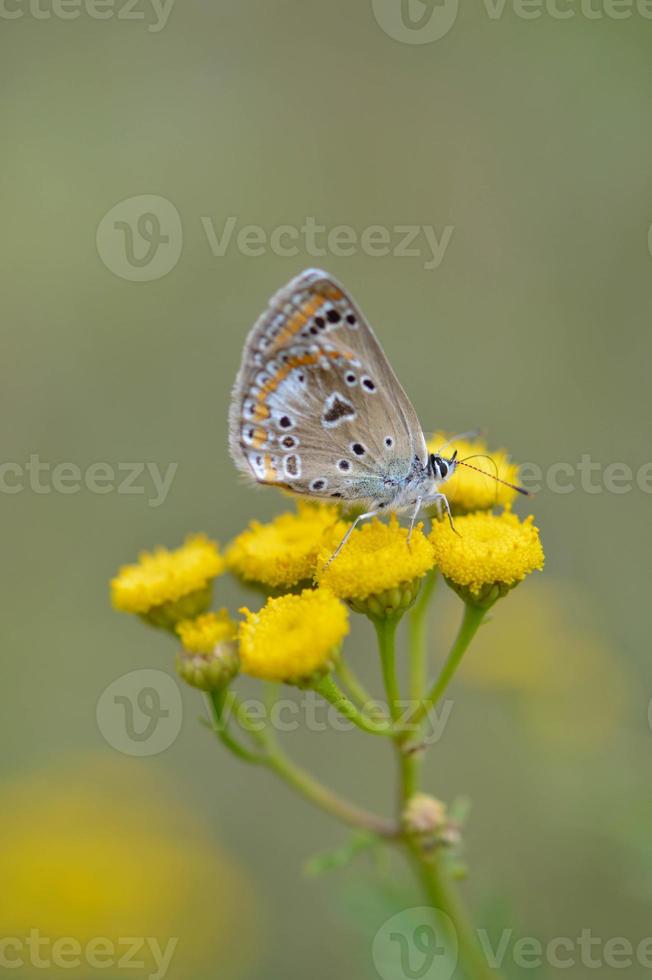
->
[228, 269, 428, 504]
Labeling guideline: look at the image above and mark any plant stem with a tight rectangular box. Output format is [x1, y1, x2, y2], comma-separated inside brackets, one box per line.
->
[408, 602, 486, 729]
[315, 674, 394, 736]
[374, 616, 401, 724]
[208, 689, 397, 838]
[408, 568, 437, 704]
[263, 748, 397, 839]
[206, 690, 262, 764]
[406, 842, 503, 980]
[336, 659, 375, 710]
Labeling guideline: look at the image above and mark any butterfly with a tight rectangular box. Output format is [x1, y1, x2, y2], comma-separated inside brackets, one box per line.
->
[229, 269, 526, 562]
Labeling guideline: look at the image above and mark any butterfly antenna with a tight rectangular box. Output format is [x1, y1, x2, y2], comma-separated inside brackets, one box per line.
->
[457, 454, 532, 497]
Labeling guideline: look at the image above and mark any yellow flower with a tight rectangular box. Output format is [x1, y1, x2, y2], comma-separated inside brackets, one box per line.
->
[430, 510, 544, 607]
[239, 589, 348, 684]
[427, 431, 521, 513]
[316, 515, 435, 618]
[176, 611, 240, 691]
[0, 756, 259, 978]
[111, 534, 224, 627]
[176, 609, 237, 654]
[226, 501, 344, 591]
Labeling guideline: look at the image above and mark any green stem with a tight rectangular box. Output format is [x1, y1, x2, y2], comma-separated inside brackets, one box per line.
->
[374, 615, 421, 809]
[406, 842, 503, 980]
[209, 689, 397, 838]
[409, 602, 487, 729]
[315, 674, 394, 736]
[206, 690, 262, 764]
[408, 568, 437, 704]
[374, 617, 401, 724]
[336, 659, 375, 710]
[264, 749, 397, 838]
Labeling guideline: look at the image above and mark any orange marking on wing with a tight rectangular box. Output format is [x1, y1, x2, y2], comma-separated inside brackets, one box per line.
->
[262, 453, 276, 482]
[252, 426, 267, 448]
[274, 296, 322, 347]
[252, 348, 353, 409]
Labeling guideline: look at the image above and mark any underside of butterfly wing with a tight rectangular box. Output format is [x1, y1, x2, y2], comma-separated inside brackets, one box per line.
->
[229, 269, 429, 508]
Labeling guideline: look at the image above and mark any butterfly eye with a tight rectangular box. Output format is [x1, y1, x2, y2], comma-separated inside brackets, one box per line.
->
[345, 372, 357, 386]
[351, 443, 366, 457]
[326, 309, 341, 324]
[337, 459, 351, 472]
[361, 377, 376, 392]
[384, 437, 393, 448]
[346, 313, 356, 325]
[310, 478, 328, 492]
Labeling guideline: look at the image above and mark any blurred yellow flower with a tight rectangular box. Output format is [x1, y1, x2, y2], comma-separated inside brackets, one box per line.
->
[430, 511, 544, 607]
[176, 609, 237, 654]
[111, 534, 224, 627]
[226, 501, 343, 590]
[427, 431, 521, 513]
[459, 583, 629, 749]
[316, 515, 434, 617]
[0, 757, 259, 979]
[239, 589, 348, 683]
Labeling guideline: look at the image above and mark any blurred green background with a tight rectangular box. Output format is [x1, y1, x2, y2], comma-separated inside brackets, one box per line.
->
[2, 1, 652, 977]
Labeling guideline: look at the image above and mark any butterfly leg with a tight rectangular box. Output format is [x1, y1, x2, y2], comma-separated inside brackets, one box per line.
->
[426, 492, 459, 535]
[407, 497, 423, 547]
[324, 510, 378, 568]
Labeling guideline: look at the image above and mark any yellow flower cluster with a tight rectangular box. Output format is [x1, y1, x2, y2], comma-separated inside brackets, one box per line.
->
[317, 515, 434, 617]
[430, 511, 544, 606]
[111, 534, 224, 624]
[226, 501, 344, 590]
[427, 432, 521, 513]
[176, 609, 237, 654]
[239, 589, 349, 684]
[110, 434, 544, 687]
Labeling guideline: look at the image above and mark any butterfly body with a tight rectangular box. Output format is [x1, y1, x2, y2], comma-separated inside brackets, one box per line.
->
[229, 269, 457, 542]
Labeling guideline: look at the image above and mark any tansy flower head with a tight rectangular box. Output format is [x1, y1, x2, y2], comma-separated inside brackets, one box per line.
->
[316, 515, 435, 619]
[226, 501, 344, 592]
[176, 610, 240, 692]
[239, 589, 349, 685]
[176, 609, 237, 654]
[111, 534, 224, 628]
[427, 432, 521, 514]
[430, 511, 544, 608]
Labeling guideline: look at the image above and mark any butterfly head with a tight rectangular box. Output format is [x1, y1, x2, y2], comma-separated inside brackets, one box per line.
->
[429, 449, 458, 484]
